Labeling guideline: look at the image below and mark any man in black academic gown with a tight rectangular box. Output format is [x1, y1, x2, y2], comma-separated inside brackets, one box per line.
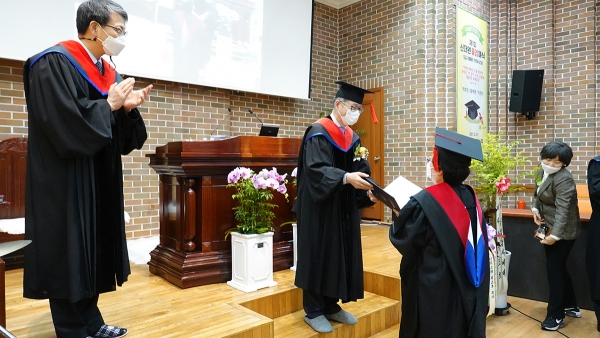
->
[587, 157, 600, 332]
[22, 1, 151, 337]
[294, 81, 375, 333]
[389, 128, 489, 338]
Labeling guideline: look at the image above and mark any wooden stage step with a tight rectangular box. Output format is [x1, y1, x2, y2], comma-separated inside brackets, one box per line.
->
[370, 324, 400, 338]
[271, 291, 399, 338]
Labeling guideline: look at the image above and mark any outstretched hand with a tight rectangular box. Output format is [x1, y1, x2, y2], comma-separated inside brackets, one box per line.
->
[346, 172, 373, 190]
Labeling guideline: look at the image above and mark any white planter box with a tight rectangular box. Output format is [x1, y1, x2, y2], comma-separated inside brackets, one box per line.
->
[290, 223, 297, 271]
[227, 232, 278, 292]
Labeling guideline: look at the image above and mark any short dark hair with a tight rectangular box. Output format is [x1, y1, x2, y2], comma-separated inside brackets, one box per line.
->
[440, 162, 471, 185]
[76, 0, 128, 34]
[540, 141, 573, 167]
[437, 147, 471, 185]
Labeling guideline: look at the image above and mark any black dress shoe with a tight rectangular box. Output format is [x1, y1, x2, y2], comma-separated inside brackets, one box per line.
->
[94, 325, 128, 338]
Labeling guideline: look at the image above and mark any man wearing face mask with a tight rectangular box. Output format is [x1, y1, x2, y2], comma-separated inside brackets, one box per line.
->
[293, 81, 376, 333]
[531, 141, 582, 331]
[22, 1, 150, 337]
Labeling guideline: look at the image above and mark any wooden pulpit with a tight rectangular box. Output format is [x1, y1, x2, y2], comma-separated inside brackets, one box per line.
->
[146, 136, 300, 288]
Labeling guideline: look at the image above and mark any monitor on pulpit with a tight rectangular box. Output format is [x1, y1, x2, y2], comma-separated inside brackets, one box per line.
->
[259, 124, 279, 137]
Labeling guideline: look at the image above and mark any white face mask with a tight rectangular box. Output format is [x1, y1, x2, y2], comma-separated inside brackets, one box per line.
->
[98, 27, 126, 56]
[341, 109, 360, 126]
[541, 162, 561, 175]
[337, 101, 362, 126]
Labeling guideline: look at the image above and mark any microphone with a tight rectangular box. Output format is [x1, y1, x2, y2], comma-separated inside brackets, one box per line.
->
[248, 108, 263, 125]
[210, 107, 232, 137]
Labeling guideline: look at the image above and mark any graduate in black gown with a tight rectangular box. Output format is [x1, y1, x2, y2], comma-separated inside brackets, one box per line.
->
[389, 128, 489, 338]
[294, 81, 375, 333]
[22, 1, 152, 337]
[587, 156, 600, 332]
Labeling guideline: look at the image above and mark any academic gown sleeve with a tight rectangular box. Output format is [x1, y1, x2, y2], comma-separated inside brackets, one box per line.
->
[114, 108, 147, 155]
[26, 53, 114, 157]
[303, 135, 374, 209]
[352, 154, 375, 209]
[389, 197, 429, 254]
[303, 136, 350, 203]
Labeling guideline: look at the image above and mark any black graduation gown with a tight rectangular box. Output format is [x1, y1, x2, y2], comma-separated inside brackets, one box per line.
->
[22, 42, 147, 302]
[587, 157, 600, 304]
[389, 184, 488, 338]
[293, 118, 374, 302]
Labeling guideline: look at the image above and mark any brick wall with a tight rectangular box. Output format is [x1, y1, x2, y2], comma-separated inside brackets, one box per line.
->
[337, 0, 491, 213]
[487, 0, 599, 204]
[337, 0, 600, 212]
[2, 0, 600, 234]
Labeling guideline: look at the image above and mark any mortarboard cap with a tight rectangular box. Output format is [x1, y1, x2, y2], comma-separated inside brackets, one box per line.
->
[464, 100, 480, 120]
[335, 80, 373, 103]
[434, 127, 483, 164]
[334, 81, 379, 124]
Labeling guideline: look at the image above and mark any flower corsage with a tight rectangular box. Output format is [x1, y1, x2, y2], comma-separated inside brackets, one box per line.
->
[353, 145, 369, 161]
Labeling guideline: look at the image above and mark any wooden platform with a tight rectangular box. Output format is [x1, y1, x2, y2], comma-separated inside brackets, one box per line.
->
[3, 224, 600, 337]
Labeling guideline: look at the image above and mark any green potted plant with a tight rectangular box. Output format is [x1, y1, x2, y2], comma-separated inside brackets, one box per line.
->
[469, 132, 530, 213]
[225, 166, 288, 292]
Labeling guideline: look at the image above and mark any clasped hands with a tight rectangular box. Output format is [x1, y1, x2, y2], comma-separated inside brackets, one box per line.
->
[107, 77, 153, 112]
[532, 210, 556, 245]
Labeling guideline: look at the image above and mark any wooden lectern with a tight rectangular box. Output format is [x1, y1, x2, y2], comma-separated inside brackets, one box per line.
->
[146, 136, 301, 288]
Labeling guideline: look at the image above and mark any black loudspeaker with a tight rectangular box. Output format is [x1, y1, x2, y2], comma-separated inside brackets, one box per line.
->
[509, 69, 544, 119]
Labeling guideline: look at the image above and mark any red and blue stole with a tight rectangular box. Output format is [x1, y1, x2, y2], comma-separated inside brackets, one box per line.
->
[306, 118, 358, 152]
[29, 40, 120, 96]
[426, 182, 485, 287]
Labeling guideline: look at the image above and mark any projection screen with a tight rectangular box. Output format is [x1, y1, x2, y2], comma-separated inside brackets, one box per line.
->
[1, 0, 314, 99]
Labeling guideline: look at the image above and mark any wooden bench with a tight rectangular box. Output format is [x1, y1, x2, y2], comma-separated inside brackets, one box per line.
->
[576, 184, 592, 215]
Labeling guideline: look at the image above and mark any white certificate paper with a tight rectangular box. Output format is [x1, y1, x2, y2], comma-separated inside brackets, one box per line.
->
[384, 176, 423, 209]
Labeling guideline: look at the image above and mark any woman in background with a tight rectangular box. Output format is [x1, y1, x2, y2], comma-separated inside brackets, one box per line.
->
[531, 141, 582, 331]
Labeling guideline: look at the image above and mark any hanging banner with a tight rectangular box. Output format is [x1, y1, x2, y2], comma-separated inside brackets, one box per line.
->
[456, 6, 488, 139]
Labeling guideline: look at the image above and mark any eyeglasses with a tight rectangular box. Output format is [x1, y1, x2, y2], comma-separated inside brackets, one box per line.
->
[104, 24, 127, 37]
[340, 101, 364, 114]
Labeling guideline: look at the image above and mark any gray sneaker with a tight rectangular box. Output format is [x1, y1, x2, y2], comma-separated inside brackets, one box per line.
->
[325, 310, 358, 325]
[564, 307, 581, 318]
[304, 315, 333, 333]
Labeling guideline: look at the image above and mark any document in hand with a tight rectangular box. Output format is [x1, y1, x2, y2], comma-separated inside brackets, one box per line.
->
[363, 176, 422, 211]
[383, 176, 423, 209]
[363, 177, 400, 211]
